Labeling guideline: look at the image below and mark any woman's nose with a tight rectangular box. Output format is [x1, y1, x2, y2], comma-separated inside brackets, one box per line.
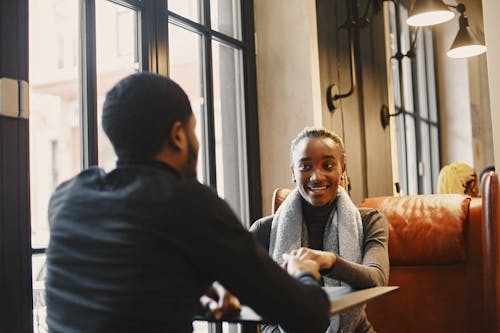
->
[309, 168, 323, 181]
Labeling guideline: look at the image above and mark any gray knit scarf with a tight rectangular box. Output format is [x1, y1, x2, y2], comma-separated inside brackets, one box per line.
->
[269, 187, 364, 333]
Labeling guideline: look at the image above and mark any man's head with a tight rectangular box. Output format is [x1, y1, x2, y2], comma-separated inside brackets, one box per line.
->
[290, 127, 347, 207]
[102, 73, 199, 177]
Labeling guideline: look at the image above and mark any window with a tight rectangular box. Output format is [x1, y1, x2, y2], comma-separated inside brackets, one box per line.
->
[27, 0, 258, 332]
[167, 0, 253, 222]
[387, 2, 440, 195]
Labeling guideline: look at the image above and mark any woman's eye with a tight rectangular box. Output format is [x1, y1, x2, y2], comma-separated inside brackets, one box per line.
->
[298, 164, 312, 171]
[324, 162, 334, 169]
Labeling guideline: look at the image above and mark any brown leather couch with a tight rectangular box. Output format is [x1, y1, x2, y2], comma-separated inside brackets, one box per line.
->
[271, 172, 500, 332]
[481, 171, 500, 333]
[358, 194, 483, 333]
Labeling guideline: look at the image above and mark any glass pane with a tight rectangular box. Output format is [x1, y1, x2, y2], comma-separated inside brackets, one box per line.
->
[168, 0, 202, 23]
[405, 115, 418, 195]
[425, 29, 439, 123]
[168, 23, 207, 183]
[29, 1, 80, 330]
[415, 28, 429, 120]
[210, 0, 241, 39]
[399, 5, 414, 114]
[212, 40, 248, 224]
[391, 58, 401, 109]
[96, 0, 141, 170]
[430, 126, 440, 193]
[396, 115, 407, 195]
[420, 122, 432, 194]
[32, 254, 47, 333]
[401, 57, 414, 113]
[29, 0, 81, 250]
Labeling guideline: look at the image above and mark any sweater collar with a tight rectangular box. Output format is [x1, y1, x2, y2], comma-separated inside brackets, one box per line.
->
[116, 159, 182, 178]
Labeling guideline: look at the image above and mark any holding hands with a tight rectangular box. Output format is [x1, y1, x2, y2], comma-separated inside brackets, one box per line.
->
[282, 248, 337, 281]
[282, 252, 322, 281]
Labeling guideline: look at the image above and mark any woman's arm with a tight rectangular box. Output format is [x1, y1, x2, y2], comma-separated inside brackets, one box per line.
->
[249, 215, 273, 251]
[324, 208, 389, 289]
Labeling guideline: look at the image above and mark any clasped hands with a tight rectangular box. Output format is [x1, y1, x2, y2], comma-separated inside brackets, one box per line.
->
[200, 248, 336, 319]
[282, 247, 337, 281]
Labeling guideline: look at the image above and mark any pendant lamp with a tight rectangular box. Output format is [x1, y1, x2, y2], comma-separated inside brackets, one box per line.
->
[447, 11, 487, 58]
[407, 0, 455, 27]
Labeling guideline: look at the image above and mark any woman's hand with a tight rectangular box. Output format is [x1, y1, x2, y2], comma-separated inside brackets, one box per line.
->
[282, 253, 321, 281]
[289, 247, 337, 270]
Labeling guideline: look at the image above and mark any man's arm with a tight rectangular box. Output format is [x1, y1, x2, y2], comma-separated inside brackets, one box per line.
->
[177, 182, 330, 333]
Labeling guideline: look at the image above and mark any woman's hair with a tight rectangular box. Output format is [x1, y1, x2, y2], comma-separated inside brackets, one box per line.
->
[437, 162, 477, 195]
[290, 127, 349, 191]
[102, 72, 192, 161]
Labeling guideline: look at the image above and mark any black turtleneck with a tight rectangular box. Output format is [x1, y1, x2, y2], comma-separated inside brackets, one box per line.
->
[301, 197, 337, 250]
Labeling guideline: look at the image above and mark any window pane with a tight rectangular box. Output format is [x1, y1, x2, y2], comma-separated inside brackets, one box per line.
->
[405, 115, 418, 194]
[212, 40, 248, 224]
[168, 23, 208, 183]
[96, 0, 141, 170]
[29, 0, 80, 250]
[396, 115, 407, 195]
[415, 28, 429, 120]
[401, 57, 414, 113]
[168, 0, 202, 23]
[425, 29, 439, 123]
[29, 1, 80, 330]
[210, 0, 241, 39]
[420, 122, 432, 194]
[32, 254, 47, 333]
[431, 126, 440, 193]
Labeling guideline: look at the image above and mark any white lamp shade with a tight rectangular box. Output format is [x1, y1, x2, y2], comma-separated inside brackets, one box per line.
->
[407, 0, 455, 27]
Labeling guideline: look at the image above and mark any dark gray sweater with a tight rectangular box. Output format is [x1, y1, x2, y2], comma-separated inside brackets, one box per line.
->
[249, 205, 389, 332]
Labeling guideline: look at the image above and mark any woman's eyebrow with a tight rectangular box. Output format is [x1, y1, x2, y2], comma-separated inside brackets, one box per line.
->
[321, 155, 336, 159]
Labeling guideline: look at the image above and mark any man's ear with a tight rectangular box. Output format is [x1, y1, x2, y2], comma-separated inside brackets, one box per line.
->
[168, 121, 187, 152]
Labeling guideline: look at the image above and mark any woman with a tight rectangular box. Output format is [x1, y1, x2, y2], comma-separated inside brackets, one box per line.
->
[250, 127, 389, 333]
[438, 162, 479, 197]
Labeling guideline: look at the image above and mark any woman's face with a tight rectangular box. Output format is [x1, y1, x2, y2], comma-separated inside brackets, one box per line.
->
[291, 136, 346, 207]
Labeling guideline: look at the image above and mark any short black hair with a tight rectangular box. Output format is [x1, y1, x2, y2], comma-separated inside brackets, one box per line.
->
[290, 126, 346, 163]
[102, 72, 192, 160]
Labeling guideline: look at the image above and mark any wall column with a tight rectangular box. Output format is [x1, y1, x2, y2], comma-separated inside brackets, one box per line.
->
[253, 0, 322, 214]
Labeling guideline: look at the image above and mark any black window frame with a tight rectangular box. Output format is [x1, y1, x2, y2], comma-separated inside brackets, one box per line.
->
[0, 0, 260, 331]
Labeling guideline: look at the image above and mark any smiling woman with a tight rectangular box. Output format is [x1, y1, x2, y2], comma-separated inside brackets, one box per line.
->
[290, 127, 347, 207]
[250, 127, 390, 333]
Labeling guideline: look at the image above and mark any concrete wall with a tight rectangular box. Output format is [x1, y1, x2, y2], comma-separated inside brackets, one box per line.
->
[253, 0, 323, 215]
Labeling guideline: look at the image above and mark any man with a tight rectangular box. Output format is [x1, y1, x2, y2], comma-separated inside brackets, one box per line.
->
[46, 73, 330, 332]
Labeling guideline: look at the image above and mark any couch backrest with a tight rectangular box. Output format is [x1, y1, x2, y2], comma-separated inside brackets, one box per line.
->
[358, 194, 484, 333]
[481, 171, 500, 333]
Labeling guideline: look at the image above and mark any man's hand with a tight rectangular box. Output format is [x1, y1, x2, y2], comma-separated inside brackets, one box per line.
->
[289, 247, 336, 270]
[200, 282, 241, 320]
[282, 253, 321, 281]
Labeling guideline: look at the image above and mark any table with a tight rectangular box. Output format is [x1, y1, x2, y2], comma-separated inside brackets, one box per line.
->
[195, 285, 399, 331]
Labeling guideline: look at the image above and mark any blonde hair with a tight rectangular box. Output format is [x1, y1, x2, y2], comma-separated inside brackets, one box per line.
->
[438, 162, 477, 195]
